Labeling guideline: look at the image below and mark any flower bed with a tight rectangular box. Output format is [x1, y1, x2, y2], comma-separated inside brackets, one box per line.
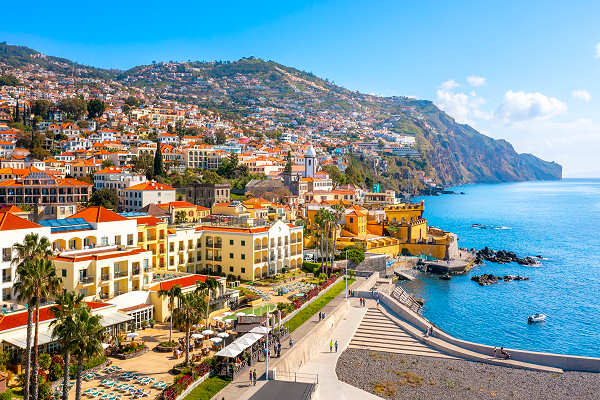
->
[161, 363, 210, 400]
[155, 341, 179, 353]
[291, 274, 340, 310]
[113, 345, 149, 360]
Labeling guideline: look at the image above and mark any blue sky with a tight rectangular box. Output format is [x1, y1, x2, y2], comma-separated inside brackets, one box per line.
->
[2, 0, 599, 177]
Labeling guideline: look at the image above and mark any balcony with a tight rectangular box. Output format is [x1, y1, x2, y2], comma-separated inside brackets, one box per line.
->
[101, 273, 110, 281]
[132, 268, 140, 275]
[80, 276, 94, 284]
[114, 271, 128, 278]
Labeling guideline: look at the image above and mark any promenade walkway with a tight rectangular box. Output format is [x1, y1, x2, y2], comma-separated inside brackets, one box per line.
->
[212, 279, 364, 400]
[296, 297, 382, 400]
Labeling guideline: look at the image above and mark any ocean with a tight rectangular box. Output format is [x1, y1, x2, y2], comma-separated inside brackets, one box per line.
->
[399, 179, 600, 357]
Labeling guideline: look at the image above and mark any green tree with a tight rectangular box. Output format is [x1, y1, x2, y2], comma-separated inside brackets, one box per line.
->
[88, 188, 118, 210]
[284, 151, 293, 174]
[153, 144, 165, 177]
[31, 100, 52, 120]
[12, 234, 53, 400]
[322, 165, 346, 187]
[0, 74, 19, 86]
[157, 285, 182, 343]
[330, 204, 345, 270]
[87, 99, 106, 119]
[130, 153, 154, 179]
[101, 159, 115, 168]
[124, 96, 141, 107]
[201, 170, 222, 184]
[50, 292, 85, 400]
[172, 293, 204, 366]
[58, 97, 87, 120]
[343, 246, 365, 264]
[215, 128, 226, 145]
[174, 210, 187, 224]
[72, 306, 104, 400]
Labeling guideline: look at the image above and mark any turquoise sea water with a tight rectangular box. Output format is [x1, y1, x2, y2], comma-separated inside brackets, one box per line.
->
[399, 179, 600, 357]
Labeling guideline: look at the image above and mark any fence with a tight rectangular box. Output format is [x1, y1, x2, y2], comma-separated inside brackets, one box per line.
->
[390, 286, 423, 314]
[275, 370, 319, 384]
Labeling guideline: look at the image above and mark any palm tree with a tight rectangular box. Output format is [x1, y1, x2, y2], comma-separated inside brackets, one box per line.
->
[315, 209, 328, 274]
[12, 233, 54, 400]
[173, 293, 204, 367]
[29, 258, 62, 400]
[72, 306, 104, 400]
[204, 277, 219, 326]
[157, 285, 182, 343]
[13, 262, 36, 400]
[331, 204, 346, 274]
[50, 293, 84, 400]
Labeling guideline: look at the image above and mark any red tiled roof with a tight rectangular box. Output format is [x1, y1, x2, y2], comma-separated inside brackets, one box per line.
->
[0, 301, 110, 332]
[135, 216, 164, 227]
[68, 206, 127, 223]
[149, 275, 209, 292]
[156, 201, 195, 208]
[0, 212, 42, 231]
[125, 181, 174, 191]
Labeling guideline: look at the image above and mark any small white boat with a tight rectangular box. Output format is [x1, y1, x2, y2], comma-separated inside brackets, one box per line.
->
[528, 313, 546, 323]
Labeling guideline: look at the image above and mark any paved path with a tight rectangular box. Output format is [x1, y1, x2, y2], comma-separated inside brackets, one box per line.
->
[213, 278, 363, 400]
[349, 306, 457, 359]
[296, 297, 382, 400]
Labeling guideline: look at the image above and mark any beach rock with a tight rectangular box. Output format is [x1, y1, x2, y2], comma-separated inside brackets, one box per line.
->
[476, 247, 540, 266]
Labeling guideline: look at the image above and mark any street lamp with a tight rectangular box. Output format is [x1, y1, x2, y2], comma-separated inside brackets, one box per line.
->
[345, 249, 348, 301]
[265, 302, 270, 381]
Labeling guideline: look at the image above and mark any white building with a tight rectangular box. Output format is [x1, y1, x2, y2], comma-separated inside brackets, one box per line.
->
[93, 166, 147, 208]
[122, 181, 176, 212]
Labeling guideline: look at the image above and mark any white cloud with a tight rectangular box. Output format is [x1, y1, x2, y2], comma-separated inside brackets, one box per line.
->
[494, 91, 567, 123]
[572, 90, 591, 102]
[435, 89, 491, 124]
[596, 42, 600, 58]
[466, 76, 486, 87]
[440, 80, 459, 90]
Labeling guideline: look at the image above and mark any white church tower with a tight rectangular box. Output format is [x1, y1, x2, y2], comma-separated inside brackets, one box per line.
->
[304, 145, 316, 178]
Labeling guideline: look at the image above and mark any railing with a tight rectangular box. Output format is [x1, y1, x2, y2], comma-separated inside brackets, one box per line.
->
[391, 286, 423, 314]
[275, 370, 319, 385]
[132, 269, 140, 275]
[101, 274, 109, 281]
[114, 271, 128, 278]
[80, 276, 94, 284]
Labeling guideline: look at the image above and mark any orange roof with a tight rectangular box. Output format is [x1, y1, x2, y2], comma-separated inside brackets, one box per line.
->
[156, 201, 195, 208]
[96, 166, 123, 174]
[149, 274, 210, 292]
[125, 181, 174, 191]
[0, 212, 42, 231]
[0, 205, 24, 213]
[68, 206, 127, 223]
[0, 302, 110, 333]
[135, 216, 164, 227]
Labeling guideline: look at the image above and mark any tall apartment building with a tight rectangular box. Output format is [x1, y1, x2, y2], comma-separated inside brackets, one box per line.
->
[186, 181, 231, 208]
[122, 181, 176, 212]
[183, 145, 228, 170]
[93, 166, 147, 208]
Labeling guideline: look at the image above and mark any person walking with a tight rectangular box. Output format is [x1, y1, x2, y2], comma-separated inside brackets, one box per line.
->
[249, 370, 253, 385]
[335, 340, 338, 352]
[277, 342, 282, 357]
[252, 369, 257, 385]
[318, 311, 322, 321]
[329, 339, 333, 352]
[289, 337, 294, 347]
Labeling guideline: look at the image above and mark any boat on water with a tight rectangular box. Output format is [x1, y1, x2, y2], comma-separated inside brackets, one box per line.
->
[439, 274, 451, 280]
[528, 313, 546, 323]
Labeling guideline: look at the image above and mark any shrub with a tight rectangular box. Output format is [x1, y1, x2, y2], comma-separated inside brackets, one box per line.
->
[342, 246, 365, 264]
[48, 362, 63, 382]
[159, 341, 178, 348]
[302, 261, 320, 274]
[39, 353, 52, 370]
[401, 247, 412, 256]
[0, 388, 12, 400]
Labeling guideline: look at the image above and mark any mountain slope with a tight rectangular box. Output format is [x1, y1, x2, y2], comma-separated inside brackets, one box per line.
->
[0, 45, 562, 184]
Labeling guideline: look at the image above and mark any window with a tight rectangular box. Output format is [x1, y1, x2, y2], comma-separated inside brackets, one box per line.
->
[241, 240, 245, 246]
[241, 254, 245, 260]
[114, 235, 121, 246]
[229, 266, 234, 272]
[101, 237, 108, 246]
[2, 248, 11, 262]
[229, 253, 234, 259]
[241, 267, 245, 273]
[61, 269, 67, 277]
[127, 234, 134, 246]
[229, 239, 234, 245]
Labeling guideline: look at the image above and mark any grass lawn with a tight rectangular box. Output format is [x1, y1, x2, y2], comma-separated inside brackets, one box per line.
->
[284, 278, 355, 333]
[184, 376, 231, 400]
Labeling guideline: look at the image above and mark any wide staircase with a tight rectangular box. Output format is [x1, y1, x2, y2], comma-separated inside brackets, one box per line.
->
[348, 307, 457, 359]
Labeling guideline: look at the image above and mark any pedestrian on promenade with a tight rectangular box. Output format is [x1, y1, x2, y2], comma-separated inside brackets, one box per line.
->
[249, 370, 253, 385]
[253, 369, 257, 385]
[493, 347, 497, 358]
[335, 340, 338, 352]
[289, 337, 294, 347]
[424, 327, 429, 338]
[329, 339, 333, 352]
[277, 342, 282, 357]
[318, 311, 322, 321]
[322, 312, 326, 319]
[376, 298, 380, 307]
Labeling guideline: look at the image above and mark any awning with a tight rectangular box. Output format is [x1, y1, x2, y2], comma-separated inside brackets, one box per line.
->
[3, 326, 54, 349]
[214, 343, 245, 358]
[98, 311, 134, 327]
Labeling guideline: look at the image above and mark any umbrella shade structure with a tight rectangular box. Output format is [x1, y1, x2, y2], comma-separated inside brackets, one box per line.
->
[234, 333, 263, 348]
[101, 343, 110, 349]
[235, 312, 246, 316]
[217, 332, 229, 338]
[245, 313, 256, 317]
[210, 337, 223, 343]
[191, 333, 203, 339]
[126, 333, 139, 338]
[249, 326, 270, 335]
[223, 312, 233, 316]
[213, 316, 223, 321]
[214, 342, 245, 358]
[202, 330, 214, 336]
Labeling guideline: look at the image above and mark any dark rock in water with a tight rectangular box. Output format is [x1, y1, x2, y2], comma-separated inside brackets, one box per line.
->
[476, 247, 540, 266]
[473, 274, 529, 286]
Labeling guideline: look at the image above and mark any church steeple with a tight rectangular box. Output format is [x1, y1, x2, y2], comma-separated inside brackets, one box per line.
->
[304, 145, 316, 178]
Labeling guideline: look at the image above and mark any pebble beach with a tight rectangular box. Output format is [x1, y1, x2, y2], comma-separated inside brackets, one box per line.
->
[336, 348, 600, 400]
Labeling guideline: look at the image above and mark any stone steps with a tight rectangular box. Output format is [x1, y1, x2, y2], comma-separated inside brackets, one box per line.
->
[349, 308, 455, 360]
